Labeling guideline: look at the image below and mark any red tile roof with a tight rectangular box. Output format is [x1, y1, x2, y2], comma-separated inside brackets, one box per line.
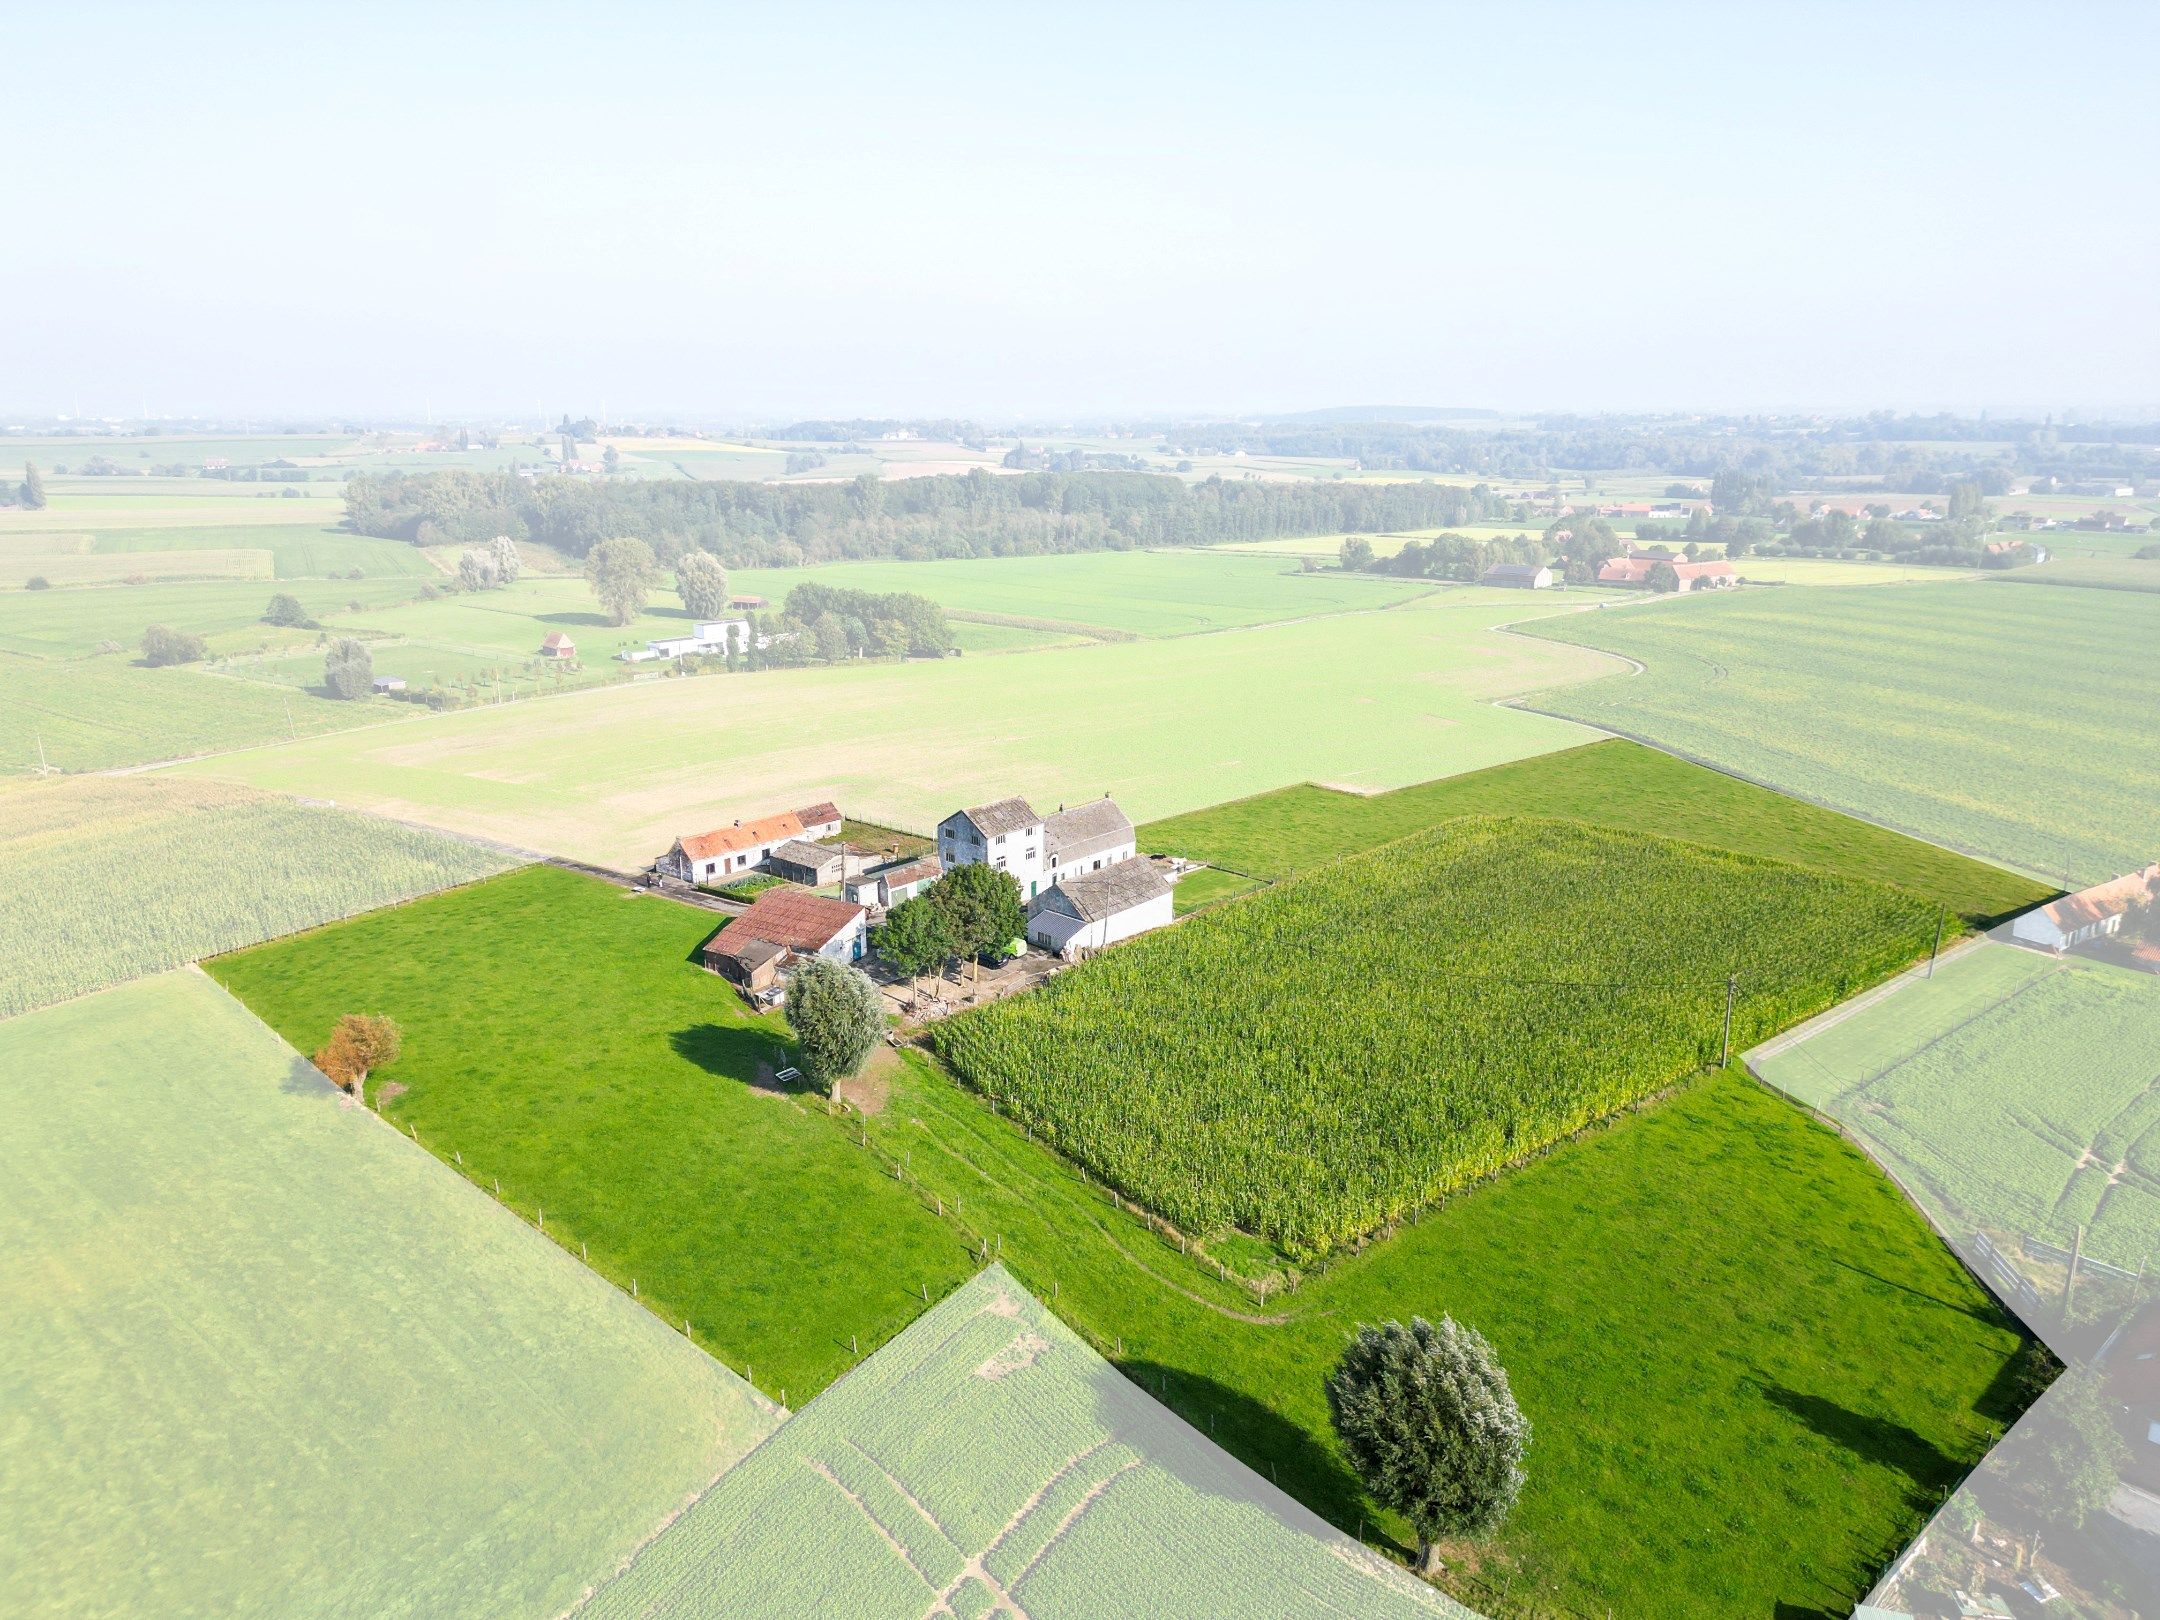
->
[675, 804, 840, 862]
[707, 889, 865, 956]
[2035, 864, 2158, 932]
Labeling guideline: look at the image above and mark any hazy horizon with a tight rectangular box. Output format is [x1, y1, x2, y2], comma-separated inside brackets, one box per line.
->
[6, 0, 2155, 421]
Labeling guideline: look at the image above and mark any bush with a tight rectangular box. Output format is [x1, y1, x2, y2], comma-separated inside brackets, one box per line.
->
[263, 592, 311, 628]
[25, 574, 51, 590]
[706, 873, 789, 903]
[782, 957, 885, 1099]
[323, 638, 374, 700]
[141, 624, 209, 666]
[313, 1013, 403, 1101]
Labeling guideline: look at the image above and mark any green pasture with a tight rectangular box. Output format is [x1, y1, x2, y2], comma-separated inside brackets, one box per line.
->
[1756, 945, 2160, 1273]
[0, 774, 510, 1018]
[210, 864, 2031, 1619]
[0, 545, 274, 587]
[1139, 739, 2055, 925]
[1998, 554, 2160, 593]
[0, 660, 391, 773]
[582, 1267, 1469, 1620]
[0, 574, 432, 657]
[1522, 582, 2160, 887]
[0, 970, 773, 1620]
[76, 522, 436, 578]
[207, 865, 979, 1402]
[723, 547, 1440, 638]
[174, 589, 1612, 867]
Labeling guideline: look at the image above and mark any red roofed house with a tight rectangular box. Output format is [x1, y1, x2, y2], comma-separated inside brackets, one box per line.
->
[656, 802, 844, 884]
[2010, 863, 2159, 954]
[538, 630, 577, 659]
[1595, 556, 1737, 592]
[701, 888, 868, 992]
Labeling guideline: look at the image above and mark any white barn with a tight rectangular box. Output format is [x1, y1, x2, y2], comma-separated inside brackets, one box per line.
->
[2009, 864, 2158, 953]
[1026, 858, 1174, 959]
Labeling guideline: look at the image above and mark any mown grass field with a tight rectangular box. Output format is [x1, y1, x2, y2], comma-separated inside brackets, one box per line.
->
[207, 864, 979, 1401]
[1756, 944, 2160, 1273]
[1522, 582, 2160, 886]
[0, 545, 276, 587]
[0, 574, 431, 657]
[1139, 740, 2054, 924]
[209, 855, 2031, 1620]
[0, 970, 774, 1620]
[937, 816, 1943, 1259]
[176, 590, 1611, 866]
[581, 1266, 1468, 1620]
[0, 775, 510, 1018]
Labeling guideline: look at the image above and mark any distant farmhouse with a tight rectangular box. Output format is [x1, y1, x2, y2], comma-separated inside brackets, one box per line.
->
[702, 889, 868, 995]
[1597, 554, 1737, 592]
[619, 619, 750, 663]
[2009, 863, 2158, 954]
[657, 803, 844, 884]
[1479, 562, 1553, 589]
[938, 794, 1167, 958]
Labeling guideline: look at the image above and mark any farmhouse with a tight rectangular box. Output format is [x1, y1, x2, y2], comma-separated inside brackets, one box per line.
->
[1479, 562, 1553, 589]
[643, 619, 750, 661]
[936, 795, 1136, 901]
[842, 856, 943, 910]
[765, 838, 864, 887]
[1596, 556, 1737, 592]
[2008, 863, 2158, 953]
[538, 630, 576, 659]
[657, 802, 844, 883]
[1026, 858, 1174, 959]
[701, 889, 868, 990]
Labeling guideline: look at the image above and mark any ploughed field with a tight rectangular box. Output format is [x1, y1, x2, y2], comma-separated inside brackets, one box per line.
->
[934, 815, 1942, 1259]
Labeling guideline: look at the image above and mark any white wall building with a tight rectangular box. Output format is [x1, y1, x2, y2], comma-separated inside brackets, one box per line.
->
[937, 795, 1135, 903]
[1026, 858, 1175, 959]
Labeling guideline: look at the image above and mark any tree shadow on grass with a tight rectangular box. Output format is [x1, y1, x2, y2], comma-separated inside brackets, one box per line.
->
[1818, 1252, 2013, 1331]
[1762, 1383, 1965, 1504]
[1115, 1357, 1386, 1553]
[668, 1022, 792, 1087]
[282, 1053, 337, 1097]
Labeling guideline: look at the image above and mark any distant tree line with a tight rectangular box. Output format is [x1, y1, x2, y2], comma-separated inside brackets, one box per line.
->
[343, 468, 1504, 568]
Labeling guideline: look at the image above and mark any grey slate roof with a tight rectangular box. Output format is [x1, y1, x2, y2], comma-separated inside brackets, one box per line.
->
[1044, 797, 1134, 864]
[957, 796, 1040, 838]
[1046, 856, 1170, 922]
[1479, 562, 1547, 585]
[768, 838, 839, 869]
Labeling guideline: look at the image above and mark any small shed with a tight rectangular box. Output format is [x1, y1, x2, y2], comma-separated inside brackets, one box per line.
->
[767, 838, 848, 886]
[372, 675, 407, 693]
[539, 631, 577, 659]
[1479, 563, 1553, 589]
[706, 934, 787, 994]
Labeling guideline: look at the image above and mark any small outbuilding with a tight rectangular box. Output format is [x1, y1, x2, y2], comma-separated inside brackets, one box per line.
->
[1026, 857, 1174, 959]
[372, 676, 406, 693]
[1479, 562, 1553, 589]
[539, 630, 576, 659]
[766, 838, 857, 887]
[843, 856, 943, 910]
[701, 889, 868, 986]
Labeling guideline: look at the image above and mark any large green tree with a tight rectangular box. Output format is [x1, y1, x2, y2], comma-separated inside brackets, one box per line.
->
[927, 864, 1026, 978]
[675, 549, 730, 619]
[323, 638, 375, 700]
[872, 897, 955, 1007]
[782, 957, 886, 1104]
[584, 536, 658, 626]
[2000, 1368, 2128, 1533]
[140, 624, 207, 666]
[19, 461, 46, 510]
[1326, 1316, 1529, 1577]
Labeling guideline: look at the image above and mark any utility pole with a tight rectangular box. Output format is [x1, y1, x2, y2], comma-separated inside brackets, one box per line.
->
[1927, 907, 1945, 977]
[1721, 975, 1737, 1068]
[2066, 1223, 2085, 1315]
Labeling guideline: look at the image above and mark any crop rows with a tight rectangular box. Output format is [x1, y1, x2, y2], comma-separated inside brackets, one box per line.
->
[1818, 959, 2160, 1270]
[0, 775, 512, 1017]
[934, 816, 1939, 1259]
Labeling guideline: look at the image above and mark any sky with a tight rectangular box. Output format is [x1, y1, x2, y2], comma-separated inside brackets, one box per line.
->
[3, 0, 2155, 423]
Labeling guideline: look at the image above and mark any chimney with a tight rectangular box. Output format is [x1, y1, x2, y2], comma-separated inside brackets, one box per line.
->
[733, 818, 742, 828]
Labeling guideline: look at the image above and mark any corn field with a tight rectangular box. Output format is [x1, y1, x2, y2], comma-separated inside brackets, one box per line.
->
[934, 816, 1942, 1260]
[0, 775, 513, 1018]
